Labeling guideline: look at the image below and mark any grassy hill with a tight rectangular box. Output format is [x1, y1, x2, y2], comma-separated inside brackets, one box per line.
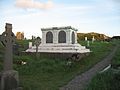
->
[77, 32, 110, 41]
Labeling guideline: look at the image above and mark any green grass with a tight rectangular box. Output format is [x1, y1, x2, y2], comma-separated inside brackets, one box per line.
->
[0, 40, 115, 90]
[86, 40, 120, 90]
[16, 39, 32, 51]
[86, 69, 120, 90]
[112, 40, 120, 69]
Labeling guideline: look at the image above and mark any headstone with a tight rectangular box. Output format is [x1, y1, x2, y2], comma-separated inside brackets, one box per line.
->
[29, 42, 32, 49]
[0, 23, 22, 90]
[87, 41, 90, 47]
[92, 36, 95, 43]
[34, 37, 41, 58]
[13, 44, 19, 55]
[85, 37, 87, 41]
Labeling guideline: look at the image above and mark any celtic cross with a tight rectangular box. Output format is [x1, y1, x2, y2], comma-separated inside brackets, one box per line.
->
[34, 37, 41, 58]
[0, 23, 15, 71]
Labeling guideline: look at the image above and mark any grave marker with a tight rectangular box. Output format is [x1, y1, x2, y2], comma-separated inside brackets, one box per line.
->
[34, 37, 41, 58]
[87, 41, 90, 47]
[0, 23, 22, 90]
[29, 42, 32, 49]
[85, 37, 87, 41]
[92, 36, 95, 43]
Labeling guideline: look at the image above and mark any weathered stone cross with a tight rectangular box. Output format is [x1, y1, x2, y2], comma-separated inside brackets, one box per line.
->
[0, 23, 22, 90]
[34, 37, 41, 58]
[0, 23, 15, 71]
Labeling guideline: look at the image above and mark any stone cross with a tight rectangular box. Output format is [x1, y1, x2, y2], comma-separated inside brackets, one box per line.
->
[0, 23, 22, 90]
[0, 23, 15, 71]
[34, 37, 41, 58]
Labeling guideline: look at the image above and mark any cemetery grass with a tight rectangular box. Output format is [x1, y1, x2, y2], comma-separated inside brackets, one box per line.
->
[0, 40, 115, 90]
[86, 40, 120, 90]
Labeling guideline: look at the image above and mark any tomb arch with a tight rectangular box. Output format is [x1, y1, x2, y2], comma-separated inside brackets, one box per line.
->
[58, 30, 66, 43]
[46, 31, 53, 43]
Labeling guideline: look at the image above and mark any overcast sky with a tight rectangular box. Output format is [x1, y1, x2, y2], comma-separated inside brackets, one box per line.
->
[0, 0, 120, 38]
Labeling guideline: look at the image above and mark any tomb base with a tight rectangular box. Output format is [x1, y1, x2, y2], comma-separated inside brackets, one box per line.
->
[0, 70, 22, 90]
[26, 43, 90, 53]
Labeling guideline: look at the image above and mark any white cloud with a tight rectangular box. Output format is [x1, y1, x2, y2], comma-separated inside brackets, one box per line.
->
[15, 0, 54, 9]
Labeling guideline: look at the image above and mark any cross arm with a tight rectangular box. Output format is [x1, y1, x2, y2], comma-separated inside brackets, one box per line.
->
[0, 35, 1, 41]
[0, 34, 5, 46]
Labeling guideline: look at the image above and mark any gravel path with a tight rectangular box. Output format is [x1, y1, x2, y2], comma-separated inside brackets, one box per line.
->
[60, 46, 118, 90]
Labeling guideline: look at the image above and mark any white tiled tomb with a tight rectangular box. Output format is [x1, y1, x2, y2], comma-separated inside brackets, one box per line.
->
[26, 26, 90, 54]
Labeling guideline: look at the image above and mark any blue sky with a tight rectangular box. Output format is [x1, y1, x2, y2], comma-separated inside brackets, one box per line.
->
[0, 0, 120, 38]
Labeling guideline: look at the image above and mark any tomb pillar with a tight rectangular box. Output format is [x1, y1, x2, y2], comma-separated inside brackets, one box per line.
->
[75, 31, 77, 44]
[53, 30, 58, 44]
[41, 31, 46, 44]
[66, 30, 71, 44]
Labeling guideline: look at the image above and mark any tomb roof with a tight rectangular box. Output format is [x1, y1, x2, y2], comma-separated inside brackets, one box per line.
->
[41, 26, 78, 31]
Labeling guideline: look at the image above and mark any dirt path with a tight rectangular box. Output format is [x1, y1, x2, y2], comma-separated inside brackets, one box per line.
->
[60, 46, 118, 90]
